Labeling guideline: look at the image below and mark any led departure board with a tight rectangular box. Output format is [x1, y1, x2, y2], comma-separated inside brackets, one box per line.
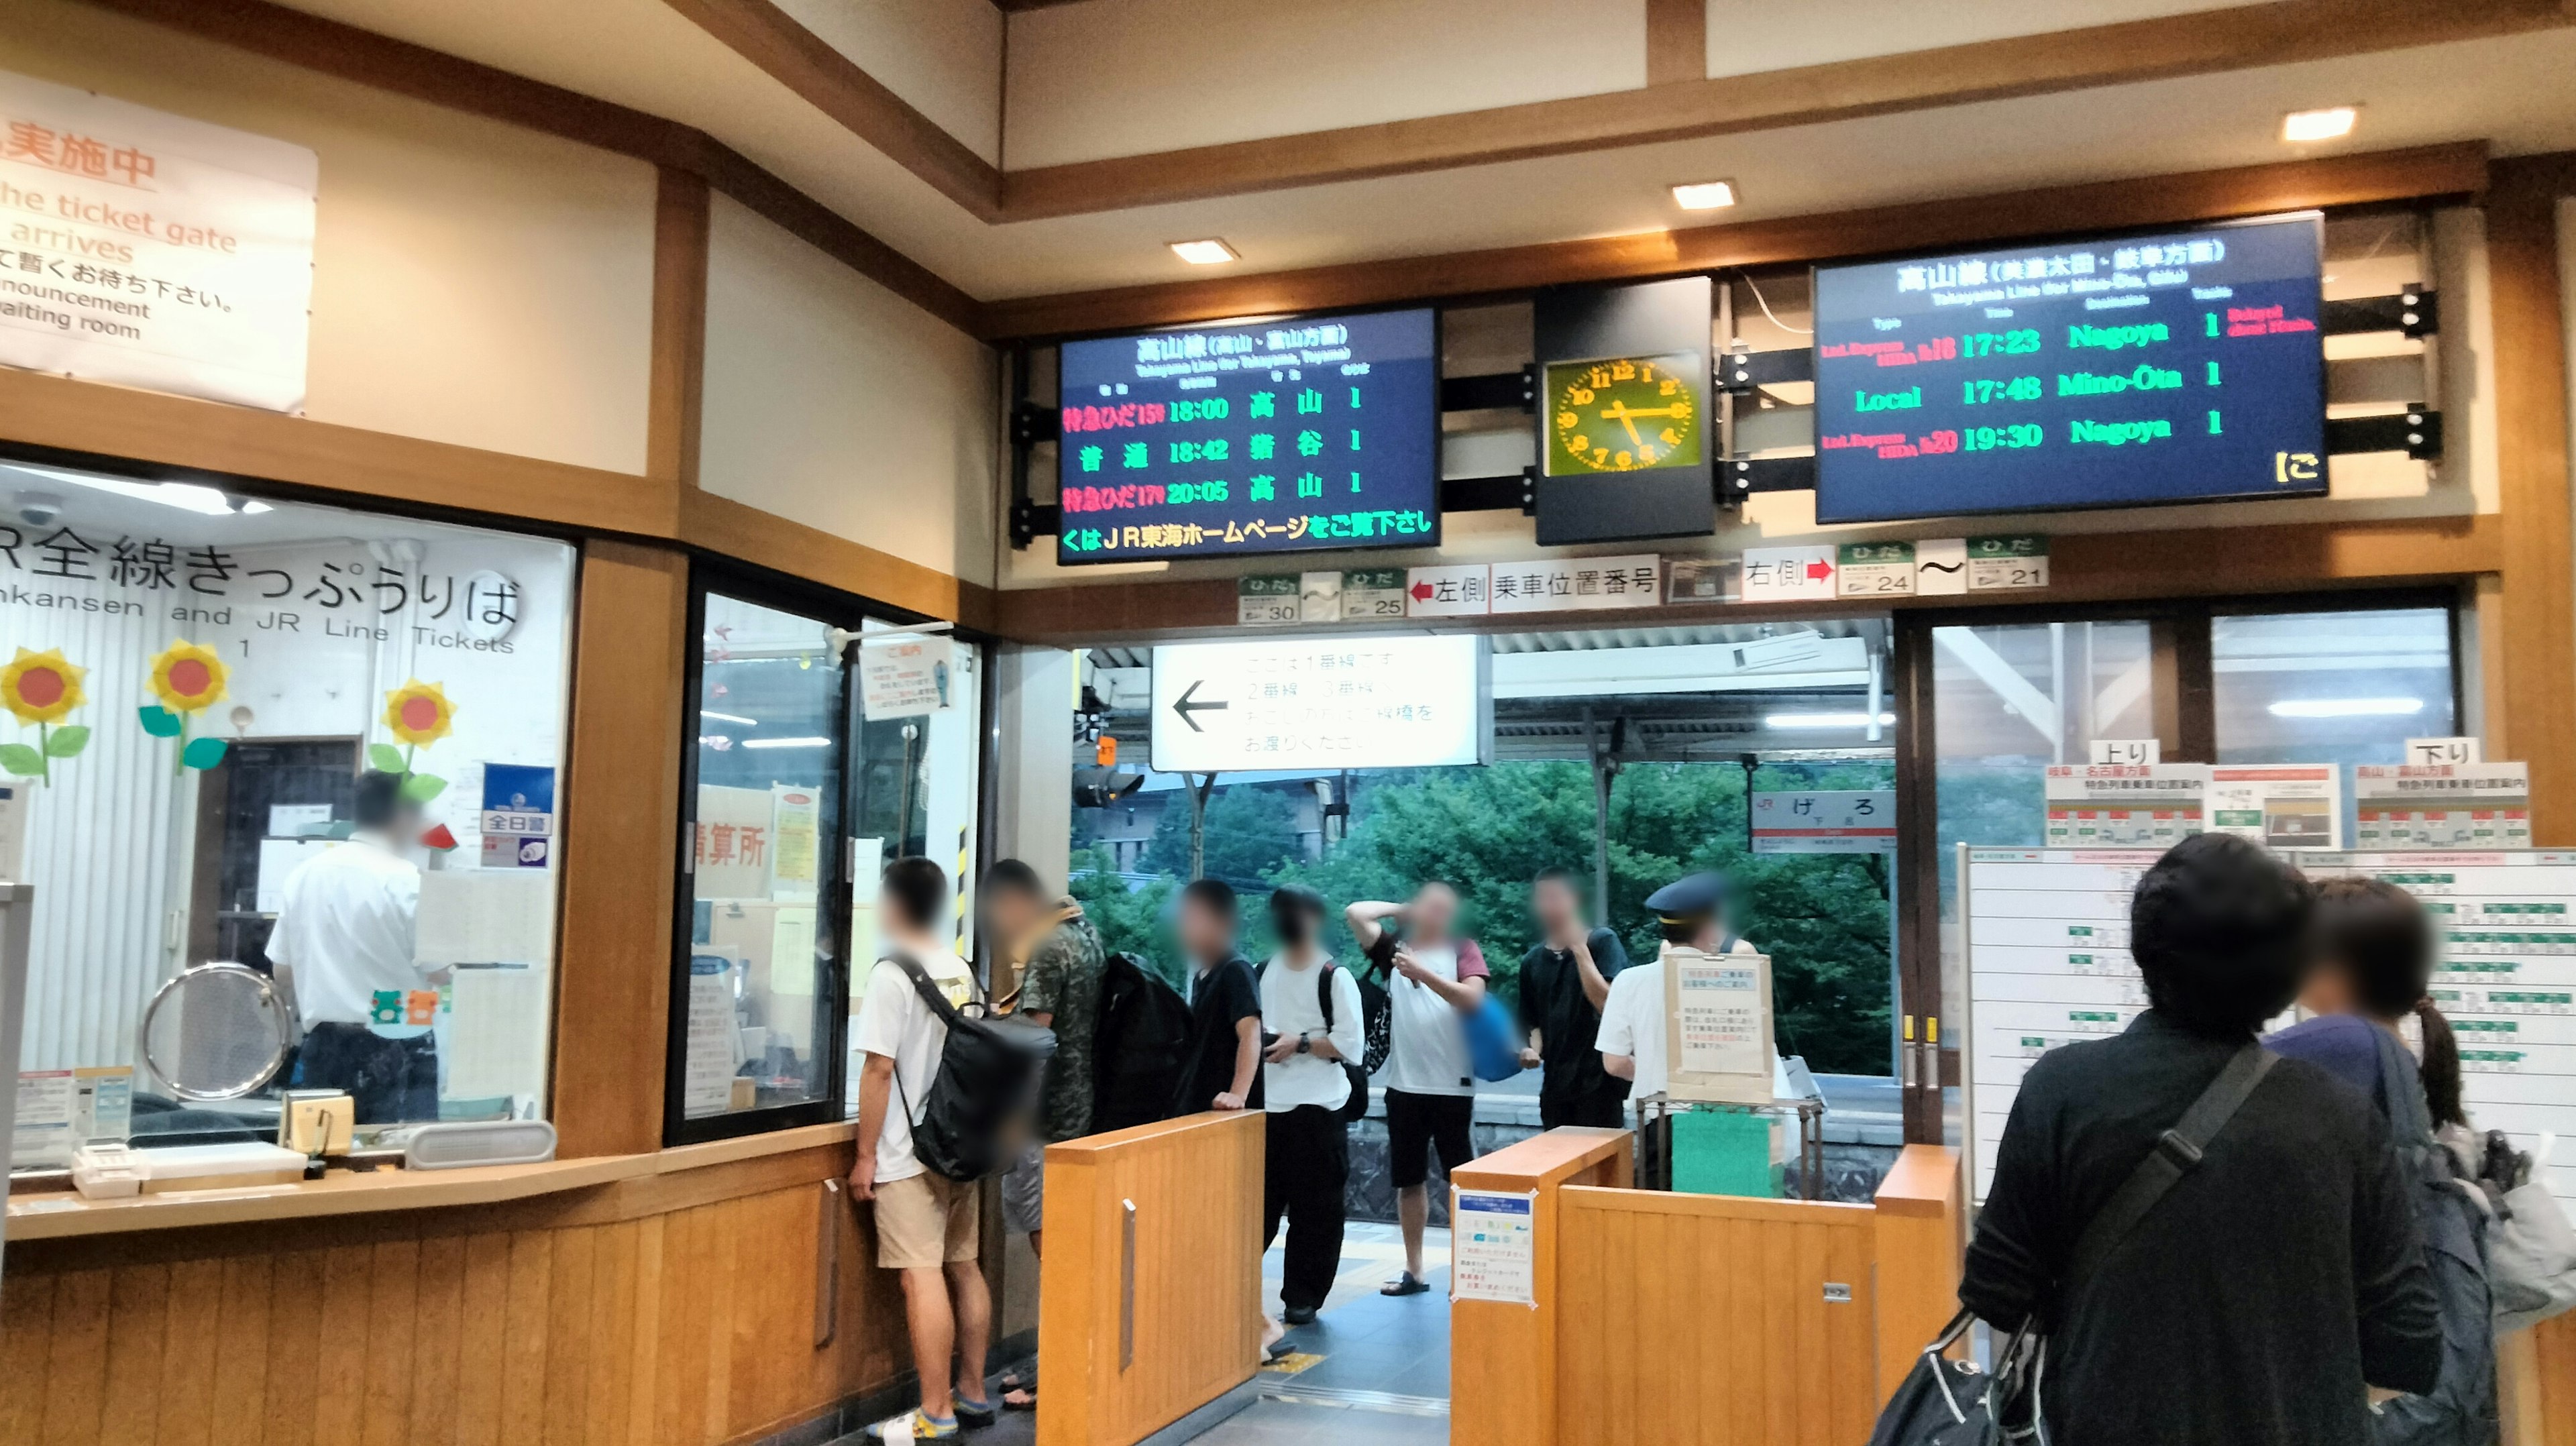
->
[1056, 308, 1440, 563]
[1811, 216, 2326, 524]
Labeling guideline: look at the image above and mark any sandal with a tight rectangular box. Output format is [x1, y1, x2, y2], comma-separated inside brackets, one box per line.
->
[1380, 1272, 1432, 1296]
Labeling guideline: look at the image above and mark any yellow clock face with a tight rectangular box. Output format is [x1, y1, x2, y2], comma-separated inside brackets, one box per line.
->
[1544, 353, 1703, 476]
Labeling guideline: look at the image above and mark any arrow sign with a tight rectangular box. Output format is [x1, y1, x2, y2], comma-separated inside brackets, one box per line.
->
[1171, 679, 1227, 732]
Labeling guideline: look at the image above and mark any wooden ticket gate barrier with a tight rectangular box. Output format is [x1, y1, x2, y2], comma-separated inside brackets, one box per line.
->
[1451, 1129, 1964, 1446]
[1034, 1110, 1264, 1446]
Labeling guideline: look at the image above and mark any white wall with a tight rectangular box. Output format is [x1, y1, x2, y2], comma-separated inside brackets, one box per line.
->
[1002, 0, 1645, 168]
[0, 0, 659, 475]
[775, 0, 1003, 163]
[700, 193, 1000, 587]
[1702, 0, 2253, 79]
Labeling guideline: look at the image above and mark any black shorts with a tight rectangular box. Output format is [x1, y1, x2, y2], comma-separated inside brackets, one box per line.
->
[1383, 1089, 1475, 1189]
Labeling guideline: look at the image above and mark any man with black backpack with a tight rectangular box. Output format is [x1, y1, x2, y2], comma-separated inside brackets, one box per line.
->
[1256, 885, 1366, 1327]
[850, 858, 1008, 1442]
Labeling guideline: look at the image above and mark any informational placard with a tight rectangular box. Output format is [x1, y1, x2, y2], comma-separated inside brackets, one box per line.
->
[1965, 536, 2049, 591]
[1837, 541, 1916, 598]
[1297, 571, 1342, 623]
[1962, 848, 2576, 1211]
[1665, 950, 1776, 1105]
[2088, 739, 2161, 766]
[770, 783, 820, 900]
[2355, 763, 2530, 849]
[1148, 635, 1490, 773]
[1750, 790, 1896, 854]
[1340, 567, 1407, 621]
[1237, 575, 1299, 626]
[1812, 216, 2326, 523]
[682, 952, 741, 1117]
[1740, 545, 1837, 603]
[1487, 555, 1661, 614]
[1914, 538, 1968, 596]
[858, 634, 957, 719]
[1450, 1189, 1539, 1305]
[1057, 308, 1440, 562]
[11, 1064, 131, 1168]
[1405, 563, 1489, 618]
[2404, 736, 2482, 766]
[478, 763, 554, 870]
[2208, 763, 2340, 849]
[694, 785, 774, 900]
[0, 69, 318, 412]
[2043, 764, 2207, 847]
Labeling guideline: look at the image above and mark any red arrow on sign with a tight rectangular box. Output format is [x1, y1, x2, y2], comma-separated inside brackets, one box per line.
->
[1410, 581, 1434, 602]
[1805, 559, 1836, 581]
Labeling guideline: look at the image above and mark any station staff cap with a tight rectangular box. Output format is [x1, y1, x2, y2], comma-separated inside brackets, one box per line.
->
[1646, 871, 1729, 926]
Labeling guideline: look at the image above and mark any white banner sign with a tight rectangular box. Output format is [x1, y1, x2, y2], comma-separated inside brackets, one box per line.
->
[1741, 545, 1838, 603]
[1405, 563, 1490, 618]
[0, 68, 317, 412]
[1149, 635, 1489, 773]
[1487, 555, 1661, 614]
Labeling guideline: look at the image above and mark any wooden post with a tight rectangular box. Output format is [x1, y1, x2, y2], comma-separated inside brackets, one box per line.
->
[1448, 1128, 1632, 1446]
[1870, 1144, 1966, 1400]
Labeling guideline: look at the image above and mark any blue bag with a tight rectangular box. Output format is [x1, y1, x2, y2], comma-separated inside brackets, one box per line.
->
[1464, 993, 1523, 1082]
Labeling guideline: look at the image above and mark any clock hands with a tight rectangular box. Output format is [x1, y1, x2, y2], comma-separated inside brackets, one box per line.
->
[1598, 398, 1688, 449]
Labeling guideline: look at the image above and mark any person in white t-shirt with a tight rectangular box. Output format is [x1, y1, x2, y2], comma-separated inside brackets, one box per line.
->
[1256, 885, 1364, 1329]
[1347, 881, 1489, 1296]
[270, 770, 437, 1123]
[849, 858, 994, 1442]
[1599, 870, 1770, 1188]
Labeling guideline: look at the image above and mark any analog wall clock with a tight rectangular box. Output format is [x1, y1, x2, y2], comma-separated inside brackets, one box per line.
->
[1543, 352, 1703, 475]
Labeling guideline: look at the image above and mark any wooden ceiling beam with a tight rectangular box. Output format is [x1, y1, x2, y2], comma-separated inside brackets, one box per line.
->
[978, 141, 2488, 339]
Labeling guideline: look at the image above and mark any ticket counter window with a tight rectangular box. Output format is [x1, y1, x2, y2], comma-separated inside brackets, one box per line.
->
[672, 592, 849, 1141]
[1, 461, 575, 1169]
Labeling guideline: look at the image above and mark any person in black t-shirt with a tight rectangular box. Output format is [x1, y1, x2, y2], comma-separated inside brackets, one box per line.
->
[1516, 867, 1631, 1129]
[1175, 878, 1263, 1116]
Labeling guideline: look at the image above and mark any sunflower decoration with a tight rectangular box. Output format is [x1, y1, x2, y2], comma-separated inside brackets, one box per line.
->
[371, 679, 455, 803]
[137, 639, 234, 775]
[0, 647, 91, 785]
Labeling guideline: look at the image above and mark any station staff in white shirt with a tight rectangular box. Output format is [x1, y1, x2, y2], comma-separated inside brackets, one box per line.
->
[1599, 871, 1770, 1184]
[1256, 885, 1364, 1329]
[270, 770, 438, 1123]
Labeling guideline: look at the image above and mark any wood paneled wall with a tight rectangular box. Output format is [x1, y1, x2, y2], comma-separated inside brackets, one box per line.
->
[0, 1142, 907, 1446]
[1556, 1188, 1879, 1446]
[1035, 1111, 1263, 1446]
[2528, 1314, 2576, 1446]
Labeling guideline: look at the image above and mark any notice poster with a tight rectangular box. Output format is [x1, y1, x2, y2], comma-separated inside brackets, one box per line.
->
[2208, 764, 2341, 850]
[479, 763, 555, 870]
[770, 784, 820, 901]
[682, 954, 741, 1117]
[1450, 1190, 1538, 1306]
[2043, 764, 2208, 848]
[859, 634, 957, 719]
[0, 68, 318, 412]
[2355, 763, 2532, 850]
[694, 785, 773, 901]
[1666, 951, 1776, 1105]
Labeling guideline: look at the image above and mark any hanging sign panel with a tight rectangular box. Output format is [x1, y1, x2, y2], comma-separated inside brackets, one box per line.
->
[0, 68, 317, 412]
[1750, 790, 1896, 854]
[1056, 308, 1440, 563]
[1148, 635, 1490, 773]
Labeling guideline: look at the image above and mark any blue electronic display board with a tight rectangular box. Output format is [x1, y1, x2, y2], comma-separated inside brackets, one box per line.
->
[1056, 308, 1440, 563]
[1811, 215, 2326, 524]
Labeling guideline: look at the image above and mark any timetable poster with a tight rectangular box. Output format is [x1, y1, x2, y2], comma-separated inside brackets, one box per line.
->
[1056, 308, 1440, 563]
[1813, 217, 2326, 523]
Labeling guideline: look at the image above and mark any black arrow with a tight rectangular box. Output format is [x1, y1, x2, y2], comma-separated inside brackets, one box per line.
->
[1172, 679, 1228, 733]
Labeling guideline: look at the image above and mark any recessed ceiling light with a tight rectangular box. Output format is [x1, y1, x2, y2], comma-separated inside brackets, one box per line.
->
[1167, 238, 1239, 265]
[2281, 105, 2358, 143]
[1670, 179, 1739, 211]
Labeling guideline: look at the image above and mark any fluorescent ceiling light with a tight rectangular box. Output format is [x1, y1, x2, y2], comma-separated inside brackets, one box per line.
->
[1167, 238, 1239, 266]
[2267, 696, 2421, 718]
[739, 736, 833, 749]
[701, 710, 759, 727]
[1670, 179, 1739, 211]
[22, 466, 248, 516]
[2281, 105, 2358, 143]
[1765, 711, 1897, 729]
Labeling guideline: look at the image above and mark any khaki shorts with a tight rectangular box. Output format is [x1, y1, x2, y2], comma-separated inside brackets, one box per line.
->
[875, 1171, 980, 1269]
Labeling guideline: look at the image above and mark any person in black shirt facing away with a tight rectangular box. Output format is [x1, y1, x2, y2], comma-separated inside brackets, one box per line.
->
[1174, 878, 1263, 1117]
[1516, 867, 1631, 1129]
[1960, 832, 2439, 1446]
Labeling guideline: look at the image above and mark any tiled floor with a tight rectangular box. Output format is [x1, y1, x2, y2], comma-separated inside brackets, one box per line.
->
[833, 1223, 1454, 1445]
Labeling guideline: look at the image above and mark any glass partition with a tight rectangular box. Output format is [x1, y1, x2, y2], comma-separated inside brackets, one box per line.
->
[669, 592, 848, 1141]
[3, 459, 574, 1167]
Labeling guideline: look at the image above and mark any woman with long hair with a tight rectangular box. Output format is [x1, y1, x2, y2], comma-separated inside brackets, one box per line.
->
[2269, 876, 2497, 1445]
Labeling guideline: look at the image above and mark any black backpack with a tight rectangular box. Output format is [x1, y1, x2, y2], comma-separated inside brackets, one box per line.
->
[1257, 960, 1375, 1124]
[1090, 951, 1193, 1133]
[885, 955, 1057, 1182]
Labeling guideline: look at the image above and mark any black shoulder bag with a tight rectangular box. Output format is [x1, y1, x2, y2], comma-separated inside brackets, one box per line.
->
[885, 955, 1057, 1183]
[1868, 1042, 2277, 1446]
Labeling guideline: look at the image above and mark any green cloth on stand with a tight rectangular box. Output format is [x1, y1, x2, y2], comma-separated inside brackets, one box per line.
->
[1670, 1107, 1776, 1198]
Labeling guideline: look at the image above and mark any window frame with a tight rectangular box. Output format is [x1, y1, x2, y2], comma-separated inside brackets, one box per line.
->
[1887, 583, 2467, 1142]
